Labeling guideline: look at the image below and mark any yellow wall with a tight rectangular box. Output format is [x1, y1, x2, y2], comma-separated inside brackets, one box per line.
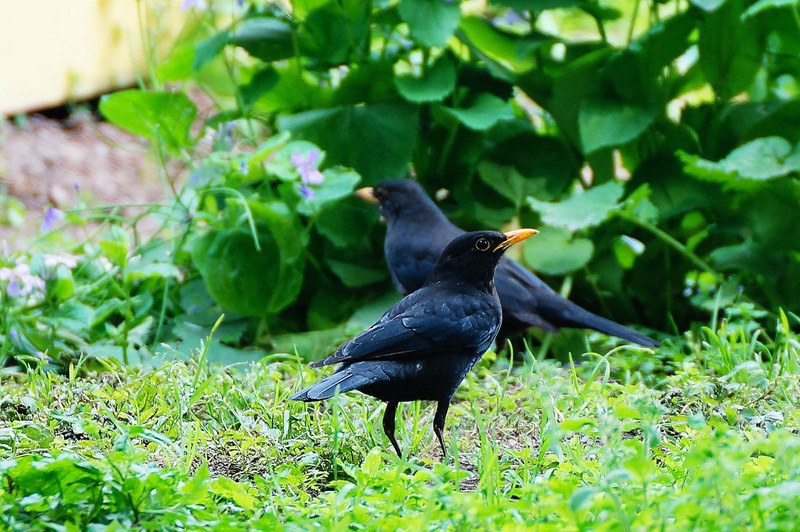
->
[0, 1, 184, 115]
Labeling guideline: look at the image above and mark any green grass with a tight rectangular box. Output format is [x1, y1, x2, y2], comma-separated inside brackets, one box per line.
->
[2, 319, 800, 530]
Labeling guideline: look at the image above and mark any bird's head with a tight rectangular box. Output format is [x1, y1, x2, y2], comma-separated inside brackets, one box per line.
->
[429, 229, 538, 289]
[355, 179, 445, 226]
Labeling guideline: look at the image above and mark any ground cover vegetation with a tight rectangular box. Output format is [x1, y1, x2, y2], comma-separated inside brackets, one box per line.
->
[1, 0, 800, 528]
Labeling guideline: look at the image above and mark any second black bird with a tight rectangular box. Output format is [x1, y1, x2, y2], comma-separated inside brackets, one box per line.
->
[356, 179, 659, 348]
[290, 229, 537, 457]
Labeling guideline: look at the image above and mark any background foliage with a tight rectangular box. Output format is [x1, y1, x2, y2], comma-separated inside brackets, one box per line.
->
[2, 1, 800, 529]
[2, 0, 800, 365]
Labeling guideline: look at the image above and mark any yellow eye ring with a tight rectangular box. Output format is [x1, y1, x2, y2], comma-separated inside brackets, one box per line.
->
[475, 238, 491, 251]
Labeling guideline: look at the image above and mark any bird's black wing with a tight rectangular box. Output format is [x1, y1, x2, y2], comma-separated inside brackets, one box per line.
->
[311, 286, 500, 368]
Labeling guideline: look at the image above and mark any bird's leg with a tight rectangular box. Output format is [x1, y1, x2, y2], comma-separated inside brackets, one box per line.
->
[433, 399, 451, 459]
[382, 401, 402, 457]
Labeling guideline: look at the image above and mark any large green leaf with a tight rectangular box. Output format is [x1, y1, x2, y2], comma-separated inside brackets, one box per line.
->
[603, 13, 695, 104]
[679, 137, 800, 185]
[698, 0, 766, 99]
[189, 204, 304, 316]
[324, 240, 388, 287]
[395, 56, 457, 103]
[485, 133, 577, 201]
[228, 17, 295, 62]
[523, 226, 594, 275]
[315, 199, 376, 248]
[251, 63, 332, 113]
[578, 99, 658, 153]
[99, 90, 197, 155]
[299, 1, 369, 66]
[478, 162, 548, 208]
[527, 181, 625, 231]
[277, 101, 419, 183]
[398, 0, 461, 47]
[443, 93, 514, 130]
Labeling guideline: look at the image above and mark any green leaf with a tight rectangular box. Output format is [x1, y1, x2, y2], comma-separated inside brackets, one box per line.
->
[299, 1, 369, 66]
[52, 267, 75, 300]
[241, 67, 280, 107]
[395, 56, 457, 103]
[229, 17, 295, 62]
[690, 0, 727, 10]
[569, 486, 598, 512]
[527, 181, 625, 231]
[613, 235, 646, 270]
[124, 262, 181, 283]
[398, 0, 461, 47]
[477, 161, 547, 208]
[443, 93, 514, 130]
[270, 327, 349, 359]
[326, 257, 388, 287]
[485, 133, 577, 201]
[578, 99, 658, 153]
[193, 30, 230, 71]
[277, 101, 419, 183]
[210, 477, 259, 511]
[297, 167, 362, 216]
[251, 63, 332, 113]
[189, 212, 304, 317]
[743, 0, 799, 18]
[522, 226, 594, 275]
[698, 0, 766, 99]
[458, 16, 539, 74]
[99, 90, 197, 155]
[315, 200, 376, 248]
[680, 137, 800, 186]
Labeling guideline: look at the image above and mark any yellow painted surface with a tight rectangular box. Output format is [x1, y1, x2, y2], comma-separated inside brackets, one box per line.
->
[0, 1, 185, 115]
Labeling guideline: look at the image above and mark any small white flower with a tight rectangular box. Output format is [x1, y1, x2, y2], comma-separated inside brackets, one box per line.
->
[44, 254, 80, 269]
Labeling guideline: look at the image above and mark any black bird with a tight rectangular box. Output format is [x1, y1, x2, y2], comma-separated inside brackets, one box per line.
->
[356, 179, 658, 348]
[290, 229, 538, 457]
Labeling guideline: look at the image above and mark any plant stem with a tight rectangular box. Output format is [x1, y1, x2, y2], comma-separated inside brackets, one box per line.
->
[617, 212, 723, 281]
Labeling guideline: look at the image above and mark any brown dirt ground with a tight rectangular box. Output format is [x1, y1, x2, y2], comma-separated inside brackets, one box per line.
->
[0, 111, 168, 250]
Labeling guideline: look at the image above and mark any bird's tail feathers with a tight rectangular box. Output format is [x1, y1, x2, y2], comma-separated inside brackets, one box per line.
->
[543, 302, 660, 348]
[289, 370, 378, 402]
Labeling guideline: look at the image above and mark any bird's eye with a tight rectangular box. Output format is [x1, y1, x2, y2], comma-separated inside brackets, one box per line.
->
[475, 238, 491, 251]
[374, 187, 386, 200]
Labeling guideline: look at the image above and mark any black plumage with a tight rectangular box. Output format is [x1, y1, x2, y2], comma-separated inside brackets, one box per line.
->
[290, 229, 537, 457]
[356, 179, 659, 348]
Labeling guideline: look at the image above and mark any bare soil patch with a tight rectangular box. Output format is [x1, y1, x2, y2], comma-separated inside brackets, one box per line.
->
[0, 112, 167, 250]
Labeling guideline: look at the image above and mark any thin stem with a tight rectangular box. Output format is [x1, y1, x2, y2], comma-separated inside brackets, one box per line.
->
[617, 212, 723, 281]
[627, 0, 642, 44]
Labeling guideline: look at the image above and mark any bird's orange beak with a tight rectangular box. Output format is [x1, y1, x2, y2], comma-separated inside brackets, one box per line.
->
[354, 187, 379, 204]
[495, 228, 538, 251]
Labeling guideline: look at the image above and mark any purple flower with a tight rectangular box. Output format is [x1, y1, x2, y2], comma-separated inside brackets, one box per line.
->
[291, 150, 325, 186]
[6, 279, 21, 298]
[237, 0, 244, 6]
[1, 263, 46, 298]
[41, 207, 64, 232]
[300, 184, 314, 199]
[9, 330, 18, 341]
[181, 0, 208, 11]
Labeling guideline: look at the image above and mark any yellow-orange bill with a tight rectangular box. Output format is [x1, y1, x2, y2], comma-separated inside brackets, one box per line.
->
[495, 228, 539, 251]
[354, 187, 378, 204]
